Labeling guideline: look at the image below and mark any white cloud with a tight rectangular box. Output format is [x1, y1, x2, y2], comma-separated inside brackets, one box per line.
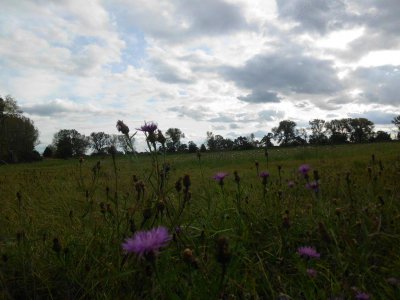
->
[1, 0, 400, 151]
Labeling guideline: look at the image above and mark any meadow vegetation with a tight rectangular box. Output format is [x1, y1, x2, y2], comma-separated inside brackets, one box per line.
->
[1, 138, 400, 299]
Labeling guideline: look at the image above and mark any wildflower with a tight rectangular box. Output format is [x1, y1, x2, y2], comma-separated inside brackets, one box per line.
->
[116, 120, 130, 135]
[306, 181, 319, 191]
[355, 292, 370, 300]
[306, 268, 317, 278]
[259, 171, 270, 186]
[213, 172, 229, 186]
[298, 164, 311, 176]
[288, 180, 295, 188]
[122, 226, 171, 259]
[137, 121, 158, 134]
[297, 246, 320, 259]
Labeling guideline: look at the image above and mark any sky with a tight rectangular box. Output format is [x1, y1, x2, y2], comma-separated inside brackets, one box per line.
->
[1, 0, 400, 151]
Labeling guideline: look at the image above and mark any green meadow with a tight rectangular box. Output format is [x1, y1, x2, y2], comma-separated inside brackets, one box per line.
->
[1, 142, 400, 299]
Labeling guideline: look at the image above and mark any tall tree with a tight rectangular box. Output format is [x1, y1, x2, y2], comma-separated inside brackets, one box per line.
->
[117, 134, 135, 154]
[325, 119, 350, 144]
[260, 133, 274, 148]
[373, 131, 392, 142]
[53, 129, 89, 158]
[0, 95, 39, 162]
[392, 115, 400, 139]
[348, 118, 374, 143]
[272, 120, 297, 146]
[309, 119, 328, 145]
[90, 132, 111, 154]
[206, 131, 216, 151]
[165, 128, 185, 152]
[188, 141, 198, 153]
[233, 136, 253, 150]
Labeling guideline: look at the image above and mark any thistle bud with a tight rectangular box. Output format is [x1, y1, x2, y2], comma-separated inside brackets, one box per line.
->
[116, 120, 129, 135]
[183, 174, 191, 190]
[216, 236, 231, 266]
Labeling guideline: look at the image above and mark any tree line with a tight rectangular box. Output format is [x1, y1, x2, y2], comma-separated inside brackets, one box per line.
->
[1, 95, 400, 162]
[45, 117, 400, 158]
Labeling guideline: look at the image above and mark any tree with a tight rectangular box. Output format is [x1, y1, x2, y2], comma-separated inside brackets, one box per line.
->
[117, 134, 135, 154]
[188, 141, 198, 153]
[43, 145, 55, 158]
[372, 131, 392, 143]
[0, 95, 39, 162]
[325, 119, 350, 144]
[200, 144, 207, 152]
[309, 119, 328, 145]
[260, 133, 274, 148]
[392, 115, 400, 139]
[178, 143, 188, 152]
[53, 129, 89, 158]
[0, 95, 23, 116]
[165, 128, 185, 152]
[206, 131, 216, 151]
[90, 132, 111, 154]
[348, 118, 374, 143]
[272, 120, 297, 146]
[233, 136, 253, 150]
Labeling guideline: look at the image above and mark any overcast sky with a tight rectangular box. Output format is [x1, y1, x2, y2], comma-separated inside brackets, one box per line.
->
[1, 0, 400, 151]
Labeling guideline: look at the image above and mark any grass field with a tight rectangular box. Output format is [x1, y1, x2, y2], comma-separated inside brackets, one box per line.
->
[1, 142, 400, 299]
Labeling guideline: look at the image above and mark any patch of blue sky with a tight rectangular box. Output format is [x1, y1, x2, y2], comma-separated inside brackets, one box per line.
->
[110, 29, 148, 73]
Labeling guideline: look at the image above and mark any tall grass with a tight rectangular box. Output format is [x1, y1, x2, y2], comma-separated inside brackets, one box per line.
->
[0, 142, 400, 299]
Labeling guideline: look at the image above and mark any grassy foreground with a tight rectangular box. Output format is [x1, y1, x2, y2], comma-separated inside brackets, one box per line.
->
[1, 143, 400, 299]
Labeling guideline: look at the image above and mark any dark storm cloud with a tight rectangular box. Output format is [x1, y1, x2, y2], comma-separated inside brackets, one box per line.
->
[350, 65, 400, 106]
[220, 52, 342, 102]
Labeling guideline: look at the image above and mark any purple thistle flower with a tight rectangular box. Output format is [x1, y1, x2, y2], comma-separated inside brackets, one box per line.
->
[298, 164, 311, 176]
[297, 246, 320, 259]
[213, 172, 228, 181]
[137, 121, 158, 134]
[355, 292, 370, 300]
[259, 171, 270, 178]
[213, 172, 229, 186]
[122, 226, 171, 258]
[306, 268, 317, 278]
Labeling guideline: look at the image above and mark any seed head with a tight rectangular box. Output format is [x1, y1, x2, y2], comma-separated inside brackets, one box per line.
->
[116, 120, 130, 135]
